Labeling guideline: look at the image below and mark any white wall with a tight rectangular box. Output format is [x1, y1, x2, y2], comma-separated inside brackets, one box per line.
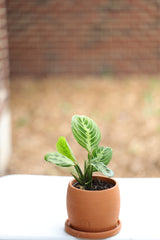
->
[0, 89, 12, 175]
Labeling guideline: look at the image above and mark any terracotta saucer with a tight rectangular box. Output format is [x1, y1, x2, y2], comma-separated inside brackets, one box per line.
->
[65, 219, 121, 239]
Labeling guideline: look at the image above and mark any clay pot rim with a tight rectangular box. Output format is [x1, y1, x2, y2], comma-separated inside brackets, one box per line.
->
[69, 175, 118, 193]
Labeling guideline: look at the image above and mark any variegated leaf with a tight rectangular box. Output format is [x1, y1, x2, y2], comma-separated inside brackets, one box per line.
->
[91, 160, 114, 177]
[44, 152, 75, 167]
[91, 146, 112, 171]
[71, 115, 101, 153]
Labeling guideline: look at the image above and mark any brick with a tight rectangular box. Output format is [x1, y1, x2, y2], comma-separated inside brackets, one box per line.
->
[5, 0, 160, 76]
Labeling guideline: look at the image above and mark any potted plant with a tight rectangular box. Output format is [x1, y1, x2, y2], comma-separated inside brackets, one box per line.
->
[44, 115, 121, 239]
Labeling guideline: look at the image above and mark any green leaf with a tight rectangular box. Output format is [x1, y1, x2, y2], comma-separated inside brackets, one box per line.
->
[56, 136, 76, 162]
[91, 146, 113, 171]
[91, 160, 114, 177]
[72, 173, 84, 186]
[71, 115, 101, 153]
[74, 164, 84, 179]
[44, 152, 75, 167]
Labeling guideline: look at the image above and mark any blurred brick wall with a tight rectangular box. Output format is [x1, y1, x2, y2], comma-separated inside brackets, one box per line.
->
[0, 0, 9, 113]
[0, 0, 9, 87]
[6, 0, 160, 77]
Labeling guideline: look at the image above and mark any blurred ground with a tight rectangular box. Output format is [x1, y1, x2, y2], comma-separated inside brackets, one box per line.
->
[6, 76, 160, 177]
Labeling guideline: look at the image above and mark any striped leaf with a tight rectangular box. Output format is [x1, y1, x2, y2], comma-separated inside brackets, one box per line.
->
[56, 136, 77, 162]
[44, 152, 75, 167]
[91, 146, 112, 172]
[71, 115, 101, 153]
[91, 160, 114, 177]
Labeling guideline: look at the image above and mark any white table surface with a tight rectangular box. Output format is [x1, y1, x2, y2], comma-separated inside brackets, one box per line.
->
[0, 175, 160, 240]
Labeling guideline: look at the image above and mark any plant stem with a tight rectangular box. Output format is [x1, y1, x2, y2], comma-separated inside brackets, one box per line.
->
[74, 164, 83, 179]
[84, 152, 93, 189]
[88, 152, 92, 163]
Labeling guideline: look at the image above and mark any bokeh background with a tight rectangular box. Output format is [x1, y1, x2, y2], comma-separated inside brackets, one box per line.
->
[0, 0, 160, 177]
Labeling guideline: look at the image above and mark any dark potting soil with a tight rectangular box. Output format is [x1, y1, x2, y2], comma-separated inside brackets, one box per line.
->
[74, 179, 114, 191]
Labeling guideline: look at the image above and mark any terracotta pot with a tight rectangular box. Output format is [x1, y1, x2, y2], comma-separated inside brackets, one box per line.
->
[65, 176, 121, 239]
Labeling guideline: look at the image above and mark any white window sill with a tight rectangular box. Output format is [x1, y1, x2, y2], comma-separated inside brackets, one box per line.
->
[0, 175, 159, 240]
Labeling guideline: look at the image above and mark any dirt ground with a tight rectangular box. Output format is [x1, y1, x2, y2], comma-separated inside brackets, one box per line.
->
[6, 76, 160, 177]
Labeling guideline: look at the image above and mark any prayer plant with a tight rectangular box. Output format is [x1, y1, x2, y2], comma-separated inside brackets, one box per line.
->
[44, 115, 114, 190]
